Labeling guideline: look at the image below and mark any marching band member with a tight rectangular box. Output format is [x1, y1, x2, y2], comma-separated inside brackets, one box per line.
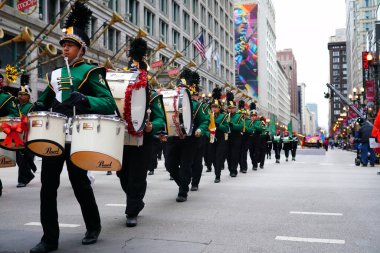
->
[226, 91, 244, 177]
[291, 132, 298, 161]
[238, 100, 251, 174]
[282, 131, 292, 162]
[206, 87, 229, 183]
[0, 73, 19, 197]
[272, 130, 283, 163]
[165, 69, 210, 202]
[16, 74, 37, 188]
[248, 110, 266, 170]
[190, 71, 210, 191]
[30, 3, 117, 252]
[266, 131, 273, 159]
[116, 38, 166, 227]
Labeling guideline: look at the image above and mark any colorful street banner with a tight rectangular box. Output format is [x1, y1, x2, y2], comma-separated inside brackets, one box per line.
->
[269, 114, 276, 135]
[366, 80, 375, 102]
[234, 3, 258, 99]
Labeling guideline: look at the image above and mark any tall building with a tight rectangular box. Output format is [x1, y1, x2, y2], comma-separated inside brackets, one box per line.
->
[277, 49, 299, 132]
[304, 107, 316, 136]
[276, 61, 291, 127]
[346, 0, 380, 93]
[306, 103, 318, 131]
[0, 0, 235, 99]
[297, 83, 306, 134]
[328, 29, 347, 134]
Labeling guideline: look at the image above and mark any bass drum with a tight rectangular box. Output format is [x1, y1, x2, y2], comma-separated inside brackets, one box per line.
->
[106, 71, 148, 133]
[70, 114, 125, 171]
[0, 148, 16, 168]
[160, 87, 193, 137]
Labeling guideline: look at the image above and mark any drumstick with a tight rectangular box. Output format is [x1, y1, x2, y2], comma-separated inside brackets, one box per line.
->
[147, 109, 151, 122]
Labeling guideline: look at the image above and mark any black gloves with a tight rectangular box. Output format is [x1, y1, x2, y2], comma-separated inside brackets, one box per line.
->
[33, 102, 47, 111]
[66, 91, 90, 108]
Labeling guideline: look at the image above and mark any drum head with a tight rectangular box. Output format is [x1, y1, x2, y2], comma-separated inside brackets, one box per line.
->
[180, 89, 193, 136]
[71, 151, 121, 171]
[131, 87, 148, 132]
[26, 141, 64, 157]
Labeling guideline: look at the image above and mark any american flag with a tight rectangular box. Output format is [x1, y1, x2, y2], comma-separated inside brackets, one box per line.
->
[194, 33, 206, 60]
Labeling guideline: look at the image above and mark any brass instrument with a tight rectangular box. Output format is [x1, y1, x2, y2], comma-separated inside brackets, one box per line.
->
[0, 27, 34, 47]
[147, 40, 166, 61]
[90, 12, 124, 47]
[0, 0, 8, 9]
[21, 43, 57, 69]
[0, 28, 4, 39]
[187, 60, 197, 68]
[26, 54, 62, 72]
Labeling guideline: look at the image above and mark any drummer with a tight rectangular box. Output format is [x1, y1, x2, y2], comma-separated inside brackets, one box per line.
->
[165, 68, 210, 202]
[15, 74, 37, 188]
[30, 3, 117, 253]
[0, 73, 19, 197]
[116, 37, 166, 228]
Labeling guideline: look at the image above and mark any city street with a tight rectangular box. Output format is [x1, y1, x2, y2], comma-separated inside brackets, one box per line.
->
[0, 149, 380, 253]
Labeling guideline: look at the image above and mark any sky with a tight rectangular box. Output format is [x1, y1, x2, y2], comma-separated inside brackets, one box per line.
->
[272, 0, 346, 130]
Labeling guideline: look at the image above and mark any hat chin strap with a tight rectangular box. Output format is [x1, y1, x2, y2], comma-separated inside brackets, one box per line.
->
[69, 45, 85, 66]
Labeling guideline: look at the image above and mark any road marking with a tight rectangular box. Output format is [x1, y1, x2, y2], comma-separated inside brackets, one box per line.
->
[106, 204, 126, 207]
[25, 222, 80, 228]
[290, 211, 343, 216]
[275, 236, 345, 244]
[319, 163, 335, 166]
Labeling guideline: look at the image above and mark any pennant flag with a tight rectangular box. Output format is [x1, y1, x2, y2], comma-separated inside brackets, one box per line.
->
[287, 120, 293, 137]
[270, 114, 276, 135]
[214, 52, 221, 71]
[194, 33, 206, 60]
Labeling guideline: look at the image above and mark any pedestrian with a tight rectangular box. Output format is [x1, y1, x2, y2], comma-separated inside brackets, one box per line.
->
[358, 118, 376, 167]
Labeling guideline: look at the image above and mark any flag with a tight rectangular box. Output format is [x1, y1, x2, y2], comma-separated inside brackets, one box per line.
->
[269, 114, 276, 135]
[214, 52, 220, 71]
[287, 120, 293, 137]
[194, 33, 205, 60]
[205, 45, 213, 70]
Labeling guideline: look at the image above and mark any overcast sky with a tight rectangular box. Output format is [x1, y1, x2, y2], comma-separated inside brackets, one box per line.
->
[272, 0, 346, 130]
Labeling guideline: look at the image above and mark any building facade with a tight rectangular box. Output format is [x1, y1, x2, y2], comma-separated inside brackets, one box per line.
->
[304, 107, 316, 136]
[297, 82, 306, 135]
[277, 48, 299, 132]
[327, 30, 347, 134]
[0, 0, 235, 99]
[276, 61, 291, 127]
[306, 103, 318, 132]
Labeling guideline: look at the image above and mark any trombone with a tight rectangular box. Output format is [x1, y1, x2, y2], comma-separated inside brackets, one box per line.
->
[0, 0, 8, 10]
[0, 27, 34, 47]
[147, 40, 167, 61]
[21, 43, 57, 69]
[90, 12, 124, 47]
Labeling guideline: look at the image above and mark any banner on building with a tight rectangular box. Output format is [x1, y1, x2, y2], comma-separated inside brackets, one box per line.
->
[17, 0, 37, 15]
[234, 3, 258, 99]
[366, 80, 375, 102]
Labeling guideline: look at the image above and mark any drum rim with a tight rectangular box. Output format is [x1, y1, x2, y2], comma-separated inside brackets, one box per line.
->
[0, 117, 21, 122]
[28, 111, 68, 119]
[74, 114, 123, 122]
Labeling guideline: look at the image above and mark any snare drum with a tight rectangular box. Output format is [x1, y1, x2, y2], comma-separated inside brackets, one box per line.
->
[26, 111, 67, 157]
[160, 88, 193, 137]
[70, 114, 124, 171]
[0, 148, 16, 168]
[0, 117, 25, 151]
[106, 71, 148, 133]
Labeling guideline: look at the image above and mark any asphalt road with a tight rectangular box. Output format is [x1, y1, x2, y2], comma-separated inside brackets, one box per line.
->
[0, 148, 379, 253]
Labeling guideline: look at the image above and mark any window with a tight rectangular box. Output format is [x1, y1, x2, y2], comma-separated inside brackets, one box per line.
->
[183, 11, 190, 33]
[172, 1, 180, 23]
[159, 0, 168, 14]
[159, 19, 168, 43]
[201, 5, 206, 24]
[126, 0, 139, 25]
[47, 0, 57, 23]
[333, 58, 340, 63]
[172, 29, 180, 50]
[39, 0, 44, 20]
[214, 0, 218, 17]
[333, 51, 339, 56]
[208, 0, 212, 9]
[192, 0, 198, 16]
[208, 13, 213, 30]
[192, 20, 198, 38]
[183, 37, 190, 57]
[144, 8, 155, 35]
[107, 28, 115, 51]
[108, 0, 119, 11]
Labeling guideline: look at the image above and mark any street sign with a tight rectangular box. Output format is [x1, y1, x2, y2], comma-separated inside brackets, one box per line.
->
[17, 0, 37, 11]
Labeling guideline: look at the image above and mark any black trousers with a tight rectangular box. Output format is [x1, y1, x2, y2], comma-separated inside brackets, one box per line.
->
[117, 135, 152, 217]
[273, 145, 282, 160]
[227, 132, 242, 174]
[284, 149, 290, 158]
[16, 149, 36, 184]
[40, 144, 100, 245]
[148, 138, 160, 172]
[291, 148, 297, 158]
[239, 134, 251, 171]
[191, 135, 207, 187]
[208, 132, 227, 178]
[165, 136, 198, 197]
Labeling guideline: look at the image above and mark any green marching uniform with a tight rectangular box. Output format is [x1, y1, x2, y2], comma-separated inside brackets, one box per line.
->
[227, 110, 244, 177]
[16, 82, 37, 187]
[209, 110, 229, 182]
[239, 113, 252, 173]
[272, 132, 283, 163]
[250, 118, 267, 169]
[165, 71, 210, 202]
[30, 3, 117, 252]
[282, 133, 292, 161]
[117, 88, 166, 227]
[291, 136, 298, 161]
[0, 89, 19, 197]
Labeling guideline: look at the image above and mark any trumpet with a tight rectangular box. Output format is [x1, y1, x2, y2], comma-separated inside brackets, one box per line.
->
[147, 40, 167, 61]
[0, 28, 4, 39]
[0, 27, 34, 47]
[0, 0, 8, 9]
[21, 43, 57, 69]
[187, 60, 197, 68]
[90, 12, 124, 47]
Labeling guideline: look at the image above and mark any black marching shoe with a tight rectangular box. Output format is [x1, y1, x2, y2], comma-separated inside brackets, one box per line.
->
[252, 167, 257, 171]
[292, 158, 296, 161]
[276, 160, 280, 163]
[214, 178, 220, 183]
[241, 170, 247, 173]
[176, 195, 187, 202]
[206, 168, 212, 172]
[30, 241, 58, 253]
[17, 183, 26, 188]
[106, 171, 112, 175]
[148, 171, 154, 175]
[190, 185, 198, 191]
[82, 227, 101, 245]
[259, 165, 264, 169]
[230, 172, 237, 177]
[286, 158, 288, 162]
[126, 216, 137, 227]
